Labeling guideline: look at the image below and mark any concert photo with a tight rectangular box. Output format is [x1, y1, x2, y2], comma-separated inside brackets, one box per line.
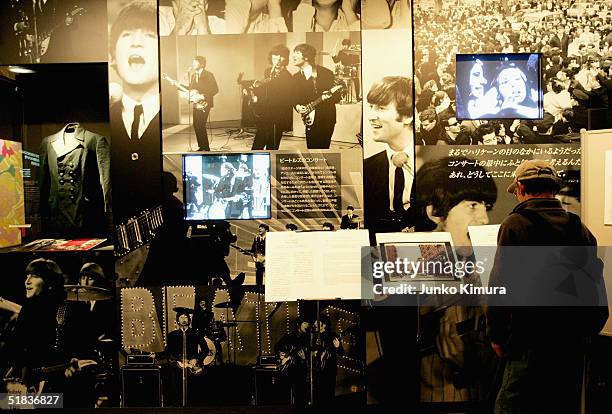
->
[160, 31, 362, 152]
[0, 0, 107, 64]
[117, 285, 364, 407]
[183, 152, 272, 220]
[0, 253, 118, 408]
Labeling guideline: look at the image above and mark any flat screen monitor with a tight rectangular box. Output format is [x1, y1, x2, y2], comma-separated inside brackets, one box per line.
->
[182, 152, 271, 221]
[455, 53, 543, 120]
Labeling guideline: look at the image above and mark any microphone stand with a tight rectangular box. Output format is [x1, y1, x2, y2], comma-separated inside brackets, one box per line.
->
[181, 327, 187, 407]
[186, 70, 195, 151]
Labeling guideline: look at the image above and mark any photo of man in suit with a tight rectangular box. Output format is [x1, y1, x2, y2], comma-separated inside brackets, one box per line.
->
[292, 43, 341, 149]
[189, 55, 219, 151]
[363, 76, 415, 236]
[108, 0, 162, 224]
[340, 205, 359, 229]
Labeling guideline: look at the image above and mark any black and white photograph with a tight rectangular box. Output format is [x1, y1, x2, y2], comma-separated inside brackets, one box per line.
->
[0, 0, 108, 64]
[183, 152, 272, 220]
[118, 285, 364, 407]
[0, 252, 118, 408]
[361, 0, 411, 30]
[158, 0, 361, 35]
[160, 32, 362, 152]
[455, 53, 544, 120]
[107, 0, 164, 247]
[413, 0, 612, 145]
[361, 28, 413, 236]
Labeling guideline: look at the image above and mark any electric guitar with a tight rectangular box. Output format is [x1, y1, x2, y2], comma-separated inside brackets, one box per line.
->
[230, 244, 265, 264]
[38, 7, 87, 57]
[4, 359, 98, 397]
[296, 85, 345, 127]
[162, 73, 208, 111]
[114, 205, 164, 257]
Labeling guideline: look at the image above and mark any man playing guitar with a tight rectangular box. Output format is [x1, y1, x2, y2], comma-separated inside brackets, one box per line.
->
[2, 259, 97, 407]
[164, 307, 208, 406]
[292, 43, 342, 149]
[189, 56, 219, 151]
[250, 223, 268, 286]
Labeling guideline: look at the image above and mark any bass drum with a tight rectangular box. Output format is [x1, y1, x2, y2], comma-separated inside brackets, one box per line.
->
[202, 336, 217, 366]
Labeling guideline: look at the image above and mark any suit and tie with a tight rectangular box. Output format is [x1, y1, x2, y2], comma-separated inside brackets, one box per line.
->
[363, 149, 415, 240]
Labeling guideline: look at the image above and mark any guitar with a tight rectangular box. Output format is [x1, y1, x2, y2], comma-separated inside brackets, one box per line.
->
[4, 359, 98, 396]
[237, 65, 283, 111]
[0, 297, 22, 315]
[114, 205, 163, 257]
[162, 73, 208, 111]
[176, 359, 203, 375]
[39, 7, 87, 58]
[296, 85, 345, 127]
[230, 244, 265, 264]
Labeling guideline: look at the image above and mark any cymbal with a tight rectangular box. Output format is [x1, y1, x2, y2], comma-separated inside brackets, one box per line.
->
[214, 301, 234, 309]
[64, 285, 112, 301]
[218, 322, 238, 327]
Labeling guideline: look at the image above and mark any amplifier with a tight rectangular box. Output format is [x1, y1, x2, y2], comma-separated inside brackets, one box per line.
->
[127, 354, 155, 365]
[121, 365, 162, 407]
[252, 366, 291, 406]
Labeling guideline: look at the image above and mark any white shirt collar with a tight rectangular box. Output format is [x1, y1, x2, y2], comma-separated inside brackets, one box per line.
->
[302, 65, 314, 80]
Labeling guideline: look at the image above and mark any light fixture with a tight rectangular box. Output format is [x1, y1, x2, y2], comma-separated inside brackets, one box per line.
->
[8, 66, 35, 74]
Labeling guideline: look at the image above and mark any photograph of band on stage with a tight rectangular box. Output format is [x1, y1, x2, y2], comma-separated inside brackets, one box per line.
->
[160, 31, 362, 152]
[0, 255, 117, 408]
[118, 285, 364, 407]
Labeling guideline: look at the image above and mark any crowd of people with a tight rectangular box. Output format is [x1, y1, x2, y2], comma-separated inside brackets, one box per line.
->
[413, 0, 612, 145]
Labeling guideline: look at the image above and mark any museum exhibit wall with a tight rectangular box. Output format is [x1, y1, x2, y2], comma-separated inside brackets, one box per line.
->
[0, 0, 610, 409]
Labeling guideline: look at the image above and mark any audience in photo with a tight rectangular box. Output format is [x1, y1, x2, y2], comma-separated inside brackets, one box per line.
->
[413, 0, 612, 145]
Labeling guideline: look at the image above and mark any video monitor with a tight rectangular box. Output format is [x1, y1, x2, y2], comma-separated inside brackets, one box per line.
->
[182, 153, 271, 221]
[455, 53, 543, 120]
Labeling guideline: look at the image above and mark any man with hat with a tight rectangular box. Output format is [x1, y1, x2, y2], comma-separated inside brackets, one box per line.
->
[486, 159, 608, 414]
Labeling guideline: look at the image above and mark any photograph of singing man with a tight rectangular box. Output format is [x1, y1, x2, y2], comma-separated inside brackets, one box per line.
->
[251, 44, 293, 150]
[108, 0, 162, 224]
[189, 56, 219, 151]
[2, 259, 97, 408]
[292, 43, 341, 149]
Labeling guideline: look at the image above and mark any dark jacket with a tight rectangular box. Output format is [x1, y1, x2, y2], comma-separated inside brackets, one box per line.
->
[292, 65, 339, 124]
[340, 213, 359, 229]
[363, 150, 415, 239]
[39, 124, 110, 237]
[487, 198, 608, 352]
[189, 70, 219, 108]
[109, 102, 162, 224]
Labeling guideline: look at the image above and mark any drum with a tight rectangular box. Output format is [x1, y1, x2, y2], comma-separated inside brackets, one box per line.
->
[202, 337, 217, 366]
[209, 321, 228, 343]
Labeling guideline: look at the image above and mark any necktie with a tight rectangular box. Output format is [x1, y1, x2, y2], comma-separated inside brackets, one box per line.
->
[392, 152, 408, 212]
[131, 104, 143, 140]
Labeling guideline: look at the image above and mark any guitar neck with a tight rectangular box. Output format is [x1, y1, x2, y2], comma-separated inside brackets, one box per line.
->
[115, 206, 164, 256]
[34, 362, 71, 378]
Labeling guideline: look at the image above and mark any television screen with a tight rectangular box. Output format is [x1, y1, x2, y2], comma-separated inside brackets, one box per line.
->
[183, 153, 271, 221]
[455, 53, 543, 120]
